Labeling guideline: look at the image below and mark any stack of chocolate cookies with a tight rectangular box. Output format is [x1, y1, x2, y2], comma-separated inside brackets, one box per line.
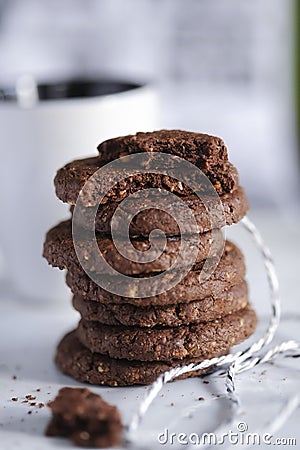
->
[43, 130, 257, 386]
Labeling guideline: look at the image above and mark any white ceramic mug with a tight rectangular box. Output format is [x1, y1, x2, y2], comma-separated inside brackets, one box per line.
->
[0, 79, 157, 303]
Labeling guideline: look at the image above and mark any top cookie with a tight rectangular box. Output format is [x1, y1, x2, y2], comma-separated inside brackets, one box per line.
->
[54, 130, 239, 206]
[98, 130, 228, 167]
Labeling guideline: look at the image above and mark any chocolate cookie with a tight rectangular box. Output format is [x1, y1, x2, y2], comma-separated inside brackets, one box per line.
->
[55, 331, 228, 386]
[97, 130, 238, 194]
[98, 130, 228, 164]
[66, 240, 246, 306]
[72, 281, 248, 327]
[76, 306, 257, 362]
[43, 219, 223, 276]
[54, 156, 239, 207]
[46, 387, 122, 447]
[71, 186, 248, 236]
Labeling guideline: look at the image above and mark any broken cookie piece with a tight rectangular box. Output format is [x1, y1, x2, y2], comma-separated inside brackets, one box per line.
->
[46, 387, 122, 448]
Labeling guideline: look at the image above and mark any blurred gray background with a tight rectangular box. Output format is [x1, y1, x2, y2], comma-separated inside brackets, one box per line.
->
[0, 0, 299, 208]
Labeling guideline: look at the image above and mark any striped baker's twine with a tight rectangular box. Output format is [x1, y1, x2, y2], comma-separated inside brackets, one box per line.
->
[202, 215, 282, 447]
[126, 216, 299, 448]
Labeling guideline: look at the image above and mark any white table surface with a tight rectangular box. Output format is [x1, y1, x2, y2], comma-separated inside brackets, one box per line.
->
[1, 210, 300, 449]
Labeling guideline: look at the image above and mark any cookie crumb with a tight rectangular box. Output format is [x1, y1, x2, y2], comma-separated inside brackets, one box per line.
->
[11, 397, 18, 402]
[36, 388, 41, 392]
[38, 403, 45, 408]
[46, 387, 123, 448]
[203, 380, 209, 384]
[198, 397, 205, 401]
[25, 395, 36, 401]
[12, 375, 17, 380]
[27, 411, 32, 415]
